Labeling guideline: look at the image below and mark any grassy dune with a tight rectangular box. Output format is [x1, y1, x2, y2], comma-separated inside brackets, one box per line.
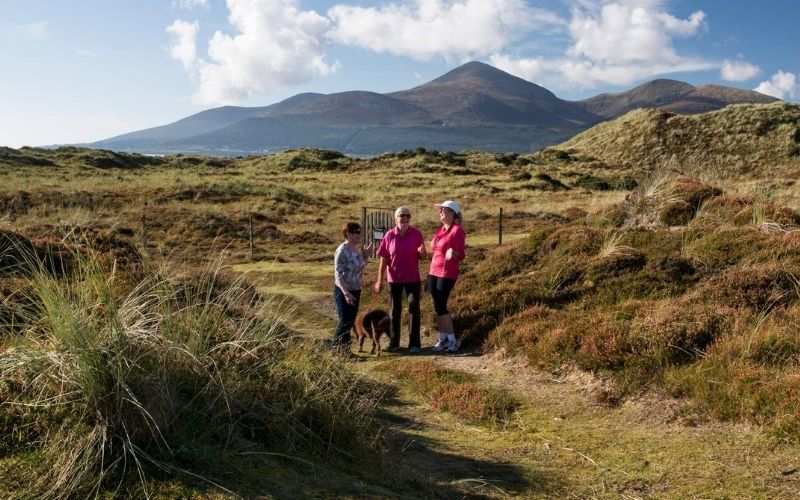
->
[452, 175, 800, 439]
[2, 102, 800, 496]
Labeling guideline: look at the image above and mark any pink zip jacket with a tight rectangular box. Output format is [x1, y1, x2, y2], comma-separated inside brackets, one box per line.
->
[429, 223, 465, 280]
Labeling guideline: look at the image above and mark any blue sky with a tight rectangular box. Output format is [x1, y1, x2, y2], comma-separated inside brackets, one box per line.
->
[1, 0, 798, 148]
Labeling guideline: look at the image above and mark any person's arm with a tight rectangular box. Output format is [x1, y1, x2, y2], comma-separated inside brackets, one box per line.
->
[446, 227, 466, 261]
[362, 239, 375, 259]
[373, 256, 387, 293]
[416, 230, 427, 259]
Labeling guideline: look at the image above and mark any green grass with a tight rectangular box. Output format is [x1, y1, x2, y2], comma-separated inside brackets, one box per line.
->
[0, 247, 386, 497]
[5, 141, 800, 496]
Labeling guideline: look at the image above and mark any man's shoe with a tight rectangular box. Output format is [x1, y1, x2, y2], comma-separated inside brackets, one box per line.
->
[432, 339, 448, 352]
[384, 345, 401, 353]
[446, 338, 459, 353]
[409, 346, 421, 354]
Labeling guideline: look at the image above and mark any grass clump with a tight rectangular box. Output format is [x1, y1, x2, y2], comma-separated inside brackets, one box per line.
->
[453, 175, 800, 437]
[0, 249, 384, 498]
[385, 360, 517, 424]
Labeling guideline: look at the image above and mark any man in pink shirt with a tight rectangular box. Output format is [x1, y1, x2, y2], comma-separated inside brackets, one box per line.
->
[374, 206, 426, 353]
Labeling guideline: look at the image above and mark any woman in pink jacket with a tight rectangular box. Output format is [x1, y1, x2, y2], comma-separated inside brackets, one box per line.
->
[428, 200, 466, 353]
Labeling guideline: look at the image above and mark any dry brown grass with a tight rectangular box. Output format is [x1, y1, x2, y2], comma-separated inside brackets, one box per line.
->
[559, 102, 800, 179]
[384, 359, 517, 423]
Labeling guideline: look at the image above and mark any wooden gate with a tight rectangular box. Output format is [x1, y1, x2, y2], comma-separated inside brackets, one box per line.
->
[361, 206, 394, 257]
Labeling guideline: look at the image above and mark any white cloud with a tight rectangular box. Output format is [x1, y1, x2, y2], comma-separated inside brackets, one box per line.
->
[557, 57, 712, 87]
[327, 0, 545, 62]
[567, 3, 705, 64]
[21, 21, 49, 41]
[491, 2, 713, 88]
[490, 53, 544, 82]
[173, 0, 209, 9]
[167, 20, 199, 70]
[76, 49, 98, 57]
[755, 71, 799, 100]
[186, 0, 338, 105]
[720, 59, 760, 82]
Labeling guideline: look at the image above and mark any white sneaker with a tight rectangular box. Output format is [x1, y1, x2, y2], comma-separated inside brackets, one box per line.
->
[446, 338, 459, 353]
[432, 339, 448, 352]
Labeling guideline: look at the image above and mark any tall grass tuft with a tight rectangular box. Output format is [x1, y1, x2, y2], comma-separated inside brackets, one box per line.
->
[0, 247, 384, 498]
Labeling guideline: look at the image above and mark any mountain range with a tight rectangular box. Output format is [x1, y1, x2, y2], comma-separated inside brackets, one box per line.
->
[93, 61, 778, 156]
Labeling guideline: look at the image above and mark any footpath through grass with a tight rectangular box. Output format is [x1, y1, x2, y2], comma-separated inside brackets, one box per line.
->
[239, 248, 800, 498]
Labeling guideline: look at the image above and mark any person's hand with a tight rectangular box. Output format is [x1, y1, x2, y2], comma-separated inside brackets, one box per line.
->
[373, 281, 383, 294]
[365, 240, 376, 254]
[417, 243, 427, 258]
[344, 292, 356, 305]
[445, 248, 455, 261]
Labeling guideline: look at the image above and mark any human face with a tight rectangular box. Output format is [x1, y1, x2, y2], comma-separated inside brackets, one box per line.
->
[396, 212, 411, 229]
[347, 228, 362, 244]
[438, 206, 455, 225]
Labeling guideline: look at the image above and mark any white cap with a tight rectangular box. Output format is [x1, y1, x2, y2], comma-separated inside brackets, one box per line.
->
[434, 200, 461, 215]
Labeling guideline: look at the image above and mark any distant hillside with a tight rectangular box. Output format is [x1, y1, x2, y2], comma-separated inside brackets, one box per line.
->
[557, 102, 800, 176]
[92, 61, 781, 156]
[95, 106, 263, 147]
[581, 79, 777, 118]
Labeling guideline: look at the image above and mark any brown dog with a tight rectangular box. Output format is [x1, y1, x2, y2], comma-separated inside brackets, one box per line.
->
[354, 309, 391, 355]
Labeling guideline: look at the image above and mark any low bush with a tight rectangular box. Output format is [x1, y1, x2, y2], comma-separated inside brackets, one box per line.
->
[698, 264, 798, 310]
[385, 360, 517, 423]
[0, 250, 384, 497]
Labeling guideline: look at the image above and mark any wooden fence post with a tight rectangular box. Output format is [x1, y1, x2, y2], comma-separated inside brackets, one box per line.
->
[140, 203, 148, 249]
[499, 207, 503, 246]
[248, 213, 254, 261]
[361, 207, 367, 250]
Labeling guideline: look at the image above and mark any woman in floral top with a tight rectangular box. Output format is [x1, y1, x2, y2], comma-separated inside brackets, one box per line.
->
[333, 222, 373, 351]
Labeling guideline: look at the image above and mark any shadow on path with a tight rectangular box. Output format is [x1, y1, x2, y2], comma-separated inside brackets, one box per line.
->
[372, 386, 555, 499]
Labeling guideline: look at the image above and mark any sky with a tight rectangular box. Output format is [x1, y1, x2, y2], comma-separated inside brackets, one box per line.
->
[1, 0, 798, 148]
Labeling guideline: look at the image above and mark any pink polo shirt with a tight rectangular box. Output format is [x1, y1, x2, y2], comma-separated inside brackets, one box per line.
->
[377, 226, 425, 283]
[429, 223, 465, 280]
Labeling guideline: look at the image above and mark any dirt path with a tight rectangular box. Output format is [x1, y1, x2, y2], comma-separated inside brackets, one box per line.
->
[370, 348, 800, 498]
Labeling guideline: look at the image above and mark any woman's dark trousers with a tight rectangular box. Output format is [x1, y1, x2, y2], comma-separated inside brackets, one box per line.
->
[333, 287, 361, 349]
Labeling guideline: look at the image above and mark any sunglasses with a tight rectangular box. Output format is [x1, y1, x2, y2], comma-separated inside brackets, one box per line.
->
[350, 230, 362, 234]
[397, 214, 411, 219]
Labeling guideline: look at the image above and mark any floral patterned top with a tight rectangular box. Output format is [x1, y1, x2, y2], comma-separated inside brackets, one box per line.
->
[334, 242, 367, 291]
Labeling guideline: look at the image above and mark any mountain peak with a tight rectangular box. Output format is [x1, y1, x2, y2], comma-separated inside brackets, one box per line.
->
[426, 60, 536, 88]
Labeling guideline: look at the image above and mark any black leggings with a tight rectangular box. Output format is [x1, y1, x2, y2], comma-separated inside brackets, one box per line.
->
[427, 275, 456, 316]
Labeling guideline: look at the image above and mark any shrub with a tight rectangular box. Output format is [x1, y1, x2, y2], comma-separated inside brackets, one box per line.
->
[430, 383, 517, 422]
[572, 174, 637, 191]
[669, 177, 722, 208]
[658, 200, 695, 226]
[0, 251, 384, 497]
[386, 360, 517, 423]
[532, 172, 570, 190]
[684, 227, 769, 271]
[699, 264, 798, 310]
[540, 227, 603, 258]
[630, 302, 732, 365]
